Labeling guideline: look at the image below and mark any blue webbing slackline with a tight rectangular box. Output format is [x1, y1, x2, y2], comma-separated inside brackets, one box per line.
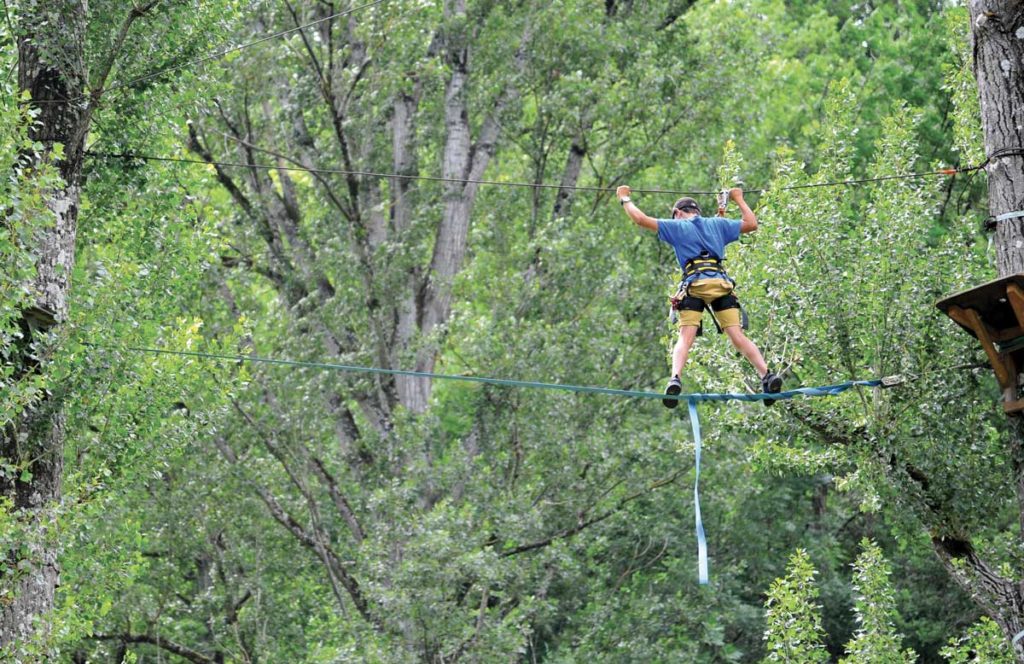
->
[683, 379, 882, 585]
[88, 344, 884, 404]
[88, 344, 888, 586]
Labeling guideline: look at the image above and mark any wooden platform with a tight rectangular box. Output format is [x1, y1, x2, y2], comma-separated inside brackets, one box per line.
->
[937, 274, 1024, 415]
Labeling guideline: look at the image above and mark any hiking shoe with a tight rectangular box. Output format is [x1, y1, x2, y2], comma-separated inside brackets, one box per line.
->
[761, 371, 783, 407]
[663, 375, 682, 409]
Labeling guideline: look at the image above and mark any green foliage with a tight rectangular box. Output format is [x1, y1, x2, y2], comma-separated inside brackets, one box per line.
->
[3, 0, 1003, 660]
[718, 139, 745, 192]
[941, 617, 1014, 663]
[840, 539, 916, 663]
[941, 6, 985, 168]
[744, 83, 994, 538]
[762, 549, 829, 663]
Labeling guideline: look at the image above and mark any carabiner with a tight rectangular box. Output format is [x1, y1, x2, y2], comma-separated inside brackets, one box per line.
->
[716, 189, 729, 216]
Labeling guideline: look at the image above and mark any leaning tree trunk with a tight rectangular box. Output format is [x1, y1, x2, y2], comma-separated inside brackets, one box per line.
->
[0, 0, 88, 648]
[968, 1, 1024, 660]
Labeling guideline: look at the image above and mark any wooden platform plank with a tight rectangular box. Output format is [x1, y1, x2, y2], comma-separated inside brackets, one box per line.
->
[1006, 283, 1024, 330]
[936, 273, 1024, 339]
[947, 305, 1014, 389]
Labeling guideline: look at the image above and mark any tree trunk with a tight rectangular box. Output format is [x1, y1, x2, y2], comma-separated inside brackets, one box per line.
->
[969, 1, 1024, 659]
[931, 533, 1024, 660]
[0, 0, 88, 648]
[413, 5, 532, 411]
[972, 0, 1024, 276]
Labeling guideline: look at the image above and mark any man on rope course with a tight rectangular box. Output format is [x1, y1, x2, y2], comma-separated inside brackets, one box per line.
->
[616, 185, 782, 408]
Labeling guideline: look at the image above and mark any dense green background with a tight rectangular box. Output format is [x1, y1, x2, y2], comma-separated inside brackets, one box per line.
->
[2, 0, 1015, 661]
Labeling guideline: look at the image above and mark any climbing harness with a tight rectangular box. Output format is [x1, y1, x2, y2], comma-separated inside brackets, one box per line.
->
[670, 288, 748, 335]
[682, 253, 731, 281]
[670, 254, 747, 335]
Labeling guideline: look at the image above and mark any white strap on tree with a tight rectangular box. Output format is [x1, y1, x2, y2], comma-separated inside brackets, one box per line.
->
[995, 210, 1024, 223]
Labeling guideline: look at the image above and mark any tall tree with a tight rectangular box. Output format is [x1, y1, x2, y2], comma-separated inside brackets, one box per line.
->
[942, 1, 1024, 658]
[2, 0, 231, 652]
[4, 0, 94, 645]
[972, 0, 1024, 275]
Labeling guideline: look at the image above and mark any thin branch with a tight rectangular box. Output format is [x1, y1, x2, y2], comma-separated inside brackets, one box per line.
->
[501, 470, 685, 557]
[208, 127, 351, 221]
[309, 456, 366, 543]
[91, 633, 216, 664]
[89, 0, 162, 99]
[284, 0, 328, 89]
[657, 0, 697, 31]
[220, 392, 378, 627]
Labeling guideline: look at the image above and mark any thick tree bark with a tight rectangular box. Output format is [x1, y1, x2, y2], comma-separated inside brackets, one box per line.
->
[968, 2, 1024, 658]
[2, 0, 159, 647]
[972, 1, 1024, 276]
[0, 0, 88, 647]
[931, 534, 1024, 660]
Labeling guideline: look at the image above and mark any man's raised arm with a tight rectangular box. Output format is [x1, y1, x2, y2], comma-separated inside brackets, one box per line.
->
[731, 187, 758, 233]
[617, 185, 658, 232]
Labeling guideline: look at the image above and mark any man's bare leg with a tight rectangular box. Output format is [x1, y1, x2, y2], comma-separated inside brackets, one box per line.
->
[664, 325, 700, 408]
[723, 325, 782, 405]
[672, 325, 700, 378]
[723, 326, 768, 377]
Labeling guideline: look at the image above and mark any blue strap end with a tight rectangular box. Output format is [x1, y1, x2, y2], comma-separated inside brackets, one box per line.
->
[688, 399, 709, 585]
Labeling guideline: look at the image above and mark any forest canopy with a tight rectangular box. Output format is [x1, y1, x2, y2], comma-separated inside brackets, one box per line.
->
[3, 0, 1024, 662]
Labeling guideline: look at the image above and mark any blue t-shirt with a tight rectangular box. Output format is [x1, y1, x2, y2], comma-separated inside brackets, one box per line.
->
[657, 216, 742, 282]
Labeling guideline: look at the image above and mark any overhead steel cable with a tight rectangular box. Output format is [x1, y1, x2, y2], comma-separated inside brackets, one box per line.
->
[84, 150, 720, 196]
[84, 149, 978, 198]
[761, 166, 979, 192]
[29, 0, 390, 105]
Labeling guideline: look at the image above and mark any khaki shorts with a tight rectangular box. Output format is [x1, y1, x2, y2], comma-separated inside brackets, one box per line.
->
[676, 278, 742, 329]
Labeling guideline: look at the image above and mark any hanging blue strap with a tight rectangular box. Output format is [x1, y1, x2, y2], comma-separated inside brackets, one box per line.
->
[687, 398, 709, 585]
[681, 381, 890, 585]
